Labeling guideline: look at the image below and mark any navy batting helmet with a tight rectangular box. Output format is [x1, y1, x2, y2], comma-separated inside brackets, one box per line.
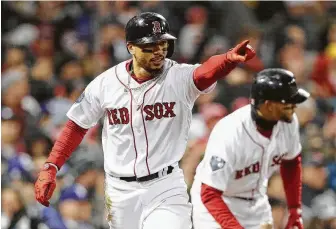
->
[125, 12, 176, 58]
[251, 68, 310, 107]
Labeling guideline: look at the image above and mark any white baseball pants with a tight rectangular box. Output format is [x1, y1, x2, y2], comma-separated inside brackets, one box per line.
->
[104, 167, 192, 229]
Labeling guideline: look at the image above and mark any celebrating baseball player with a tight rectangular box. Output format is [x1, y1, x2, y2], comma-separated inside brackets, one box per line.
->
[191, 68, 309, 229]
[34, 12, 255, 229]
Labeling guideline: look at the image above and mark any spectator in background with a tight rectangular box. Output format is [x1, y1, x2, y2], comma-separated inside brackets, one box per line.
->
[98, 22, 130, 65]
[311, 189, 336, 229]
[230, 96, 251, 113]
[275, 24, 316, 85]
[29, 57, 56, 105]
[311, 20, 336, 98]
[269, 197, 287, 229]
[181, 103, 227, 189]
[2, 70, 42, 139]
[1, 188, 46, 229]
[189, 87, 220, 140]
[2, 47, 28, 73]
[1, 112, 24, 161]
[178, 5, 209, 62]
[25, 130, 53, 158]
[295, 97, 317, 127]
[215, 67, 253, 108]
[2, 70, 29, 115]
[6, 153, 35, 186]
[112, 1, 139, 26]
[57, 184, 94, 229]
[301, 152, 329, 226]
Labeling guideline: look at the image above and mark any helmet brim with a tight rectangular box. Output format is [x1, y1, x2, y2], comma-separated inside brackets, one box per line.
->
[287, 88, 310, 104]
[130, 33, 176, 44]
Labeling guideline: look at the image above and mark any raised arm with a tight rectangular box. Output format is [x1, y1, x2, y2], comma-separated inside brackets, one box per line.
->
[193, 40, 256, 91]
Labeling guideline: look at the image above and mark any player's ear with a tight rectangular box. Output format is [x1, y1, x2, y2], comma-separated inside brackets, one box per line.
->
[264, 100, 273, 111]
[127, 43, 135, 55]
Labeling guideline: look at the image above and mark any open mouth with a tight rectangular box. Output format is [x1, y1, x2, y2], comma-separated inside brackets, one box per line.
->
[151, 57, 164, 64]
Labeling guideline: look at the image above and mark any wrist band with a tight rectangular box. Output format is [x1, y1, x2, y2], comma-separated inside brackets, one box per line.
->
[45, 163, 59, 172]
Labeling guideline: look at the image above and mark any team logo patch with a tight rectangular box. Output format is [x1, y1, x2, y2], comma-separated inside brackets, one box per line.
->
[210, 156, 226, 171]
[76, 92, 85, 103]
[152, 21, 161, 34]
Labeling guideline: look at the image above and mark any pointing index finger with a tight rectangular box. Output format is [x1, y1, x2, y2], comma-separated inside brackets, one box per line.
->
[237, 40, 250, 55]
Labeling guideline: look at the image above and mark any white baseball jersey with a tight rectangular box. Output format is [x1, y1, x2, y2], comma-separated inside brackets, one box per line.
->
[66, 59, 215, 178]
[194, 105, 302, 199]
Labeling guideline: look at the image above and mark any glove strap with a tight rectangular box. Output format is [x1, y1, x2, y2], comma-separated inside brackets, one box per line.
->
[289, 208, 302, 216]
[44, 163, 59, 172]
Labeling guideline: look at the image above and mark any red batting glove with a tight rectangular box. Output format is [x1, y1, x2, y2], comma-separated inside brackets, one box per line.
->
[226, 40, 256, 63]
[35, 163, 57, 207]
[285, 208, 304, 229]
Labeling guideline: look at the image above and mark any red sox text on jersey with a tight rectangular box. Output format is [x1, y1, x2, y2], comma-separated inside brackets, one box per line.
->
[234, 153, 286, 179]
[106, 102, 176, 125]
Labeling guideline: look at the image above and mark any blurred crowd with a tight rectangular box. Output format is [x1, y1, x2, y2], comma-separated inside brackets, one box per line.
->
[1, 1, 336, 229]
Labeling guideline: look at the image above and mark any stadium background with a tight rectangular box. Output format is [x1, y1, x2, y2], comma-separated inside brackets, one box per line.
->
[1, 1, 335, 229]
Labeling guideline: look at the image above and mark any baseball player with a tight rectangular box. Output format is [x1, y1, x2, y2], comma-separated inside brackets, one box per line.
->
[34, 12, 255, 229]
[191, 68, 310, 229]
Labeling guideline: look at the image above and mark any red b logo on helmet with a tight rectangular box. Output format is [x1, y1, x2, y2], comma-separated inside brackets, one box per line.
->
[152, 21, 161, 34]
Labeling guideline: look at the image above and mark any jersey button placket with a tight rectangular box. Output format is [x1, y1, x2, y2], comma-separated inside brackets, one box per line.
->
[132, 104, 144, 177]
[133, 108, 148, 178]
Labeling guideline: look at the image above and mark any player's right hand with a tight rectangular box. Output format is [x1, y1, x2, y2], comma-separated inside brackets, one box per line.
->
[35, 163, 57, 207]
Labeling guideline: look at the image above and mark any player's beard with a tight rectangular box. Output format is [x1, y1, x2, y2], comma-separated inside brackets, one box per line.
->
[280, 107, 295, 123]
[280, 114, 293, 123]
[135, 55, 164, 77]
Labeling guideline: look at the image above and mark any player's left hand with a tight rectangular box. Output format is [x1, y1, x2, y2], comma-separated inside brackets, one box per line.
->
[226, 40, 256, 63]
[285, 208, 304, 229]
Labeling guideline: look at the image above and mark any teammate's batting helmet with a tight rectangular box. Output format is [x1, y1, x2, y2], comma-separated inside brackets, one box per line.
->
[251, 68, 310, 107]
[125, 12, 176, 58]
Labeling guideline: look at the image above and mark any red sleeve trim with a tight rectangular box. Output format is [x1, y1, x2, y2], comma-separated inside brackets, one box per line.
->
[47, 120, 88, 169]
[201, 183, 243, 229]
[280, 154, 302, 209]
[193, 54, 237, 91]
